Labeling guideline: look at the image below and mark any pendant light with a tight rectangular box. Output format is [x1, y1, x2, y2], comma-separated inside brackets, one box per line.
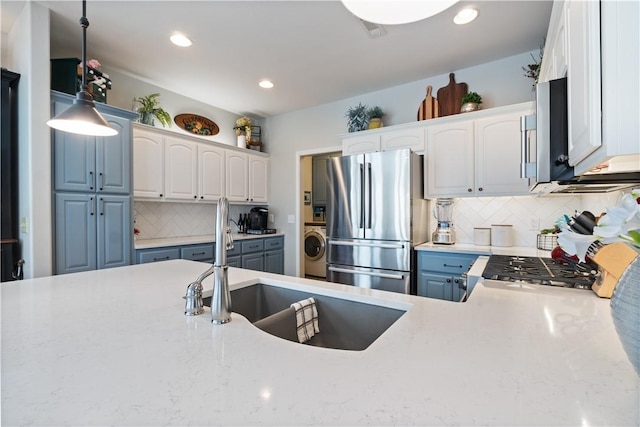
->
[341, 0, 458, 25]
[47, 0, 117, 136]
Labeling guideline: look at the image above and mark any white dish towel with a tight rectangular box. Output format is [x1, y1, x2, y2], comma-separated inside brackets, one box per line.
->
[290, 297, 320, 343]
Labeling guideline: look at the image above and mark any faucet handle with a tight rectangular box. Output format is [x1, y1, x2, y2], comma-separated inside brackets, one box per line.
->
[226, 226, 234, 250]
[185, 281, 205, 316]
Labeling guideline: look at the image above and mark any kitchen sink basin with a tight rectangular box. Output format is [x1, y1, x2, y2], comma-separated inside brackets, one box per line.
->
[203, 282, 406, 351]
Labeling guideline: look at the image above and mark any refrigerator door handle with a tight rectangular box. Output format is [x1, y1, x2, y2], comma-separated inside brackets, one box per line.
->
[366, 162, 372, 229]
[328, 266, 405, 280]
[328, 240, 406, 249]
[359, 163, 365, 229]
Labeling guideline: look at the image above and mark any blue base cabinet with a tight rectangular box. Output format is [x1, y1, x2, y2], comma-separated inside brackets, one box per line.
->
[136, 236, 284, 275]
[416, 251, 480, 302]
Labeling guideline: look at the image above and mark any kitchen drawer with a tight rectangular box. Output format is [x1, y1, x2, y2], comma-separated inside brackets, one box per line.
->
[137, 247, 180, 264]
[226, 244, 242, 257]
[263, 236, 284, 251]
[181, 244, 214, 261]
[418, 252, 479, 275]
[242, 239, 264, 254]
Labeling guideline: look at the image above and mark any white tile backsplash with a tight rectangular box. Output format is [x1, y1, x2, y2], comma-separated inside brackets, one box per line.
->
[444, 193, 622, 248]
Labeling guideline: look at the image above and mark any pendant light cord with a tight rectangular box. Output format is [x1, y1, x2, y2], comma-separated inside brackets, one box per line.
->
[79, 0, 89, 91]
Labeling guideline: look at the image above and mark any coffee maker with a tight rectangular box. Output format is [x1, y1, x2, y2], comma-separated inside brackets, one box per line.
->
[246, 207, 276, 234]
[432, 198, 456, 244]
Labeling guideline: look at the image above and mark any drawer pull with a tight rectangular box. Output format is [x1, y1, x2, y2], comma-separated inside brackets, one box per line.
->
[153, 256, 170, 261]
[192, 252, 206, 256]
[443, 263, 463, 268]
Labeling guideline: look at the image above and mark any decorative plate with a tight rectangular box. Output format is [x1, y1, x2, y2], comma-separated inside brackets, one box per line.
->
[174, 113, 219, 136]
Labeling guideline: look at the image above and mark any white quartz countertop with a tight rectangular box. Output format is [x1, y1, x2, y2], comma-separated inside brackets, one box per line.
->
[135, 232, 285, 249]
[416, 241, 551, 257]
[1, 261, 637, 426]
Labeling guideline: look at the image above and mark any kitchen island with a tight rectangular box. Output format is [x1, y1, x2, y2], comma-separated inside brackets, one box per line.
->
[2, 260, 638, 426]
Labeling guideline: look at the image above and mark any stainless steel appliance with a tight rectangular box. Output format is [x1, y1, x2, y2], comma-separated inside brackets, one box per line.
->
[481, 255, 597, 290]
[326, 149, 428, 294]
[248, 207, 268, 231]
[520, 77, 640, 194]
[432, 198, 455, 244]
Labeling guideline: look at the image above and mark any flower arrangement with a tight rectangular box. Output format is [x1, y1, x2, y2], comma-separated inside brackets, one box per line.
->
[522, 42, 544, 90]
[234, 116, 252, 141]
[79, 59, 102, 69]
[558, 189, 640, 262]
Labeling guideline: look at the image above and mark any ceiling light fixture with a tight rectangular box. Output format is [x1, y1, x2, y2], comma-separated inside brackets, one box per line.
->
[341, 0, 459, 25]
[47, 0, 117, 136]
[453, 8, 478, 25]
[259, 80, 274, 89]
[170, 33, 192, 47]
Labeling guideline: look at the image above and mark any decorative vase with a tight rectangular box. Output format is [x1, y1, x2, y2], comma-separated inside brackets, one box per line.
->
[460, 102, 479, 113]
[368, 118, 383, 129]
[237, 135, 247, 148]
[140, 112, 155, 126]
[610, 247, 640, 375]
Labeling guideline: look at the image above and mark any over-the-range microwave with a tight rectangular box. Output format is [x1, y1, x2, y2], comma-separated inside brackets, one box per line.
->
[520, 77, 640, 194]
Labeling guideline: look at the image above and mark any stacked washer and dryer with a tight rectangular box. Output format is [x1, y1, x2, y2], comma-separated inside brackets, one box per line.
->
[304, 224, 326, 278]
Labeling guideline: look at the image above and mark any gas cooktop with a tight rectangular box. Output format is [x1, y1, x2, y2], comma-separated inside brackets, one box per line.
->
[481, 255, 597, 289]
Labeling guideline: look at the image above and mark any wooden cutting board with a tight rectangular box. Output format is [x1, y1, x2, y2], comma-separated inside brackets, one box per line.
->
[437, 73, 468, 117]
[417, 85, 439, 121]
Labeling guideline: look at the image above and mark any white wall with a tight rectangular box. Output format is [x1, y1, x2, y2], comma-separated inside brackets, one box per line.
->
[265, 51, 539, 275]
[8, 2, 52, 278]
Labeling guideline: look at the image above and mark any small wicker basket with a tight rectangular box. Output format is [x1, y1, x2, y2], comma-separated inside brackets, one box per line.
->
[537, 234, 558, 250]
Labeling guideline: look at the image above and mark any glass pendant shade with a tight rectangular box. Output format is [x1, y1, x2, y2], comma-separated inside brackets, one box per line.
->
[47, 90, 117, 136]
[47, 0, 117, 136]
[341, 0, 459, 25]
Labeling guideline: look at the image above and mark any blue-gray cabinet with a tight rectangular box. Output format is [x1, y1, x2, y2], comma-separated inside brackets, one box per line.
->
[52, 91, 137, 275]
[55, 193, 131, 273]
[416, 251, 480, 302]
[135, 236, 284, 274]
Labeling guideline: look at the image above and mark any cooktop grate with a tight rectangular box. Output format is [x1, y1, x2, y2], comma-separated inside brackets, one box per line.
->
[481, 255, 597, 289]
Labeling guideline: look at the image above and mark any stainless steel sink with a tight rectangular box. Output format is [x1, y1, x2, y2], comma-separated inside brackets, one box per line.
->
[203, 283, 406, 351]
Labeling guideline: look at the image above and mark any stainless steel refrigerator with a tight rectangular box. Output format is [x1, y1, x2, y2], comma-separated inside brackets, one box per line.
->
[326, 148, 428, 294]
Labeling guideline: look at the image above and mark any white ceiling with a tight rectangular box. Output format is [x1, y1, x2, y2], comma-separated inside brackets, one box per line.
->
[2, 0, 552, 118]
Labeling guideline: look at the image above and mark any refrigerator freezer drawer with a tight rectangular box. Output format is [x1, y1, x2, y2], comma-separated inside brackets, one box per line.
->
[327, 238, 410, 271]
[327, 264, 410, 294]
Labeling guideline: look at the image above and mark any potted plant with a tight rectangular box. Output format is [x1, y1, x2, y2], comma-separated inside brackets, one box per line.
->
[367, 106, 385, 129]
[522, 42, 544, 90]
[345, 103, 369, 133]
[460, 92, 482, 113]
[134, 93, 172, 127]
[233, 116, 252, 148]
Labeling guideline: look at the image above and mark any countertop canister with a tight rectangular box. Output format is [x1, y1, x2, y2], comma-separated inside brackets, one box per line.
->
[474, 228, 491, 246]
[491, 224, 513, 247]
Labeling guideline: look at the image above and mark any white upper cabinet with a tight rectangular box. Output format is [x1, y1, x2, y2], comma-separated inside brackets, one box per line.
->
[198, 144, 225, 201]
[133, 127, 164, 199]
[164, 137, 198, 200]
[225, 151, 269, 203]
[381, 128, 425, 153]
[425, 103, 533, 198]
[566, 0, 602, 166]
[133, 124, 269, 204]
[342, 133, 381, 155]
[425, 121, 474, 197]
[539, 1, 567, 83]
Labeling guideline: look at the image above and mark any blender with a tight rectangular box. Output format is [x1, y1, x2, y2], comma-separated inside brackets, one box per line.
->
[432, 198, 456, 244]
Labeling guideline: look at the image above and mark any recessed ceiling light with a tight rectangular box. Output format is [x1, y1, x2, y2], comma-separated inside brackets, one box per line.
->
[170, 33, 192, 47]
[259, 80, 274, 89]
[342, 0, 458, 25]
[454, 8, 478, 25]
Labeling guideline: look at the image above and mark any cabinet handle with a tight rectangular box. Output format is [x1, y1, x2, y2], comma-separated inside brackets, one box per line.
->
[159, 194, 163, 198]
[153, 256, 170, 261]
[446, 278, 452, 283]
[193, 252, 206, 256]
[89, 197, 95, 216]
[467, 188, 472, 192]
[99, 172, 103, 191]
[89, 171, 94, 190]
[478, 187, 483, 192]
[200, 196, 204, 199]
[444, 263, 463, 268]
[193, 195, 197, 199]
[99, 197, 104, 215]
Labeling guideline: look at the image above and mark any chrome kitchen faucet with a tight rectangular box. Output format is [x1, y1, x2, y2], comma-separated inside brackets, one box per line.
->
[184, 196, 233, 324]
